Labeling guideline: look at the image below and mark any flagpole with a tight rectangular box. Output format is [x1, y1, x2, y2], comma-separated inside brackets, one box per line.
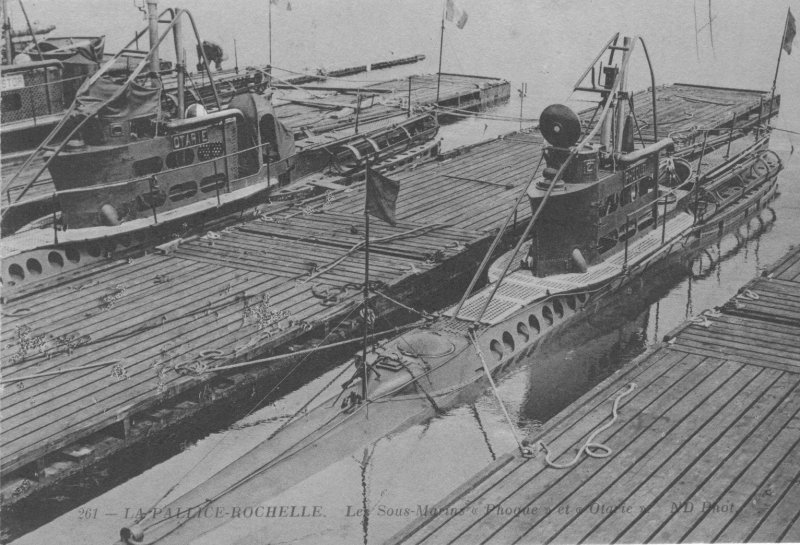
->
[268, 0, 273, 67]
[436, 0, 445, 104]
[768, 9, 790, 127]
[361, 158, 371, 405]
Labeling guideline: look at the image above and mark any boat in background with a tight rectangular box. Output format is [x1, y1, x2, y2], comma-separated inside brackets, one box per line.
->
[0, 0, 441, 293]
[110, 32, 784, 545]
[1, 0, 105, 155]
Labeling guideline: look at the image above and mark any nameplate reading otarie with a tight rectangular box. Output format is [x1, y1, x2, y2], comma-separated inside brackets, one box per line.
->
[171, 128, 209, 150]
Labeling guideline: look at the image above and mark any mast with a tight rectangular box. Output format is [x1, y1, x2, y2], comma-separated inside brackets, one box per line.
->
[172, 9, 184, 118]
[17, 0, 40, 61]
[147, 0, 160, 74]
[613, 36, 632, 153]
[768, 8, 792, 126]
[435, 1, 445, 103]
[268, 0, 272, 67]
[361, 158, 371, 404]
[2, 0, 13, 64]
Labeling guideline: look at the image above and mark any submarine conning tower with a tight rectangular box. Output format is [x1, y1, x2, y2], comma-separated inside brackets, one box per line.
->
[525, 100, 674, 277]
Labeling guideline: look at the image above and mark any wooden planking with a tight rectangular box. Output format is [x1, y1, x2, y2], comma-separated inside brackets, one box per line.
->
[592, 370, 797, 544]
[388, 246, 800, 545]
[272, 73, 509, 135]
[773, 250, 800, 281]
[544, 365, 784, 544]
[0, 82, 781, 479]
[466, 358, 742, 545]
[325, 132, 544, 230]
[578, 83, 774, 143]
[387, 349, 698, 545]
[0, 185, 486, 473]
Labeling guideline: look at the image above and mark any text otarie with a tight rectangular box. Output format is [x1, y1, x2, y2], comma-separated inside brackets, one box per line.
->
[171, 129, 209, 150]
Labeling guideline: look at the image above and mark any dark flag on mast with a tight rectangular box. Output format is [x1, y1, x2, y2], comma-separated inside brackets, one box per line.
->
[365, 167, 400, 226]
[784, 9, 796, 54]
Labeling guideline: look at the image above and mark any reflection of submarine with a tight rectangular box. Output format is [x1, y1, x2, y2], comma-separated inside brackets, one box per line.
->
[516, 256, 683, 426]
[519, 192, 779, 425]
[519, 307, 649, 426]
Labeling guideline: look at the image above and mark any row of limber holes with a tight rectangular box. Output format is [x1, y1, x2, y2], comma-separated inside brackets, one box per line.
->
[5, 234, 144, 283]
[487, 291, 588, 361]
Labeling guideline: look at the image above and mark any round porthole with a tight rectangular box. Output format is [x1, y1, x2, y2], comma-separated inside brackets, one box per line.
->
[542, 306, 554, 326]
[65, 247, 80, 263]
[87, 243, 102, 258]
[517, 322, 530, 342]
[26, 258, 42, 276]
[554, 299, 564, 318]
[502, 331, 515, 352]
[8, 263, 24, 281]
[489, 339, 503, 361]
[529, 314, 541, 333]
[48, 251, 64, 268]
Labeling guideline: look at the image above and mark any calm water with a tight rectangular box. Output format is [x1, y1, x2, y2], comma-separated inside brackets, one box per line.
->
[7, 0, 800, 543]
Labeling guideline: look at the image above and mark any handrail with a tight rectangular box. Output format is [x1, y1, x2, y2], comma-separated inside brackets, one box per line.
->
[1, 73, 86, 91]
[638, 37, 658, 142]
[3, 120, 431, 208]
[616, 137, 673, 163]
[2, 59, 63, 73]
[10, 141, 281, 202]
[165, 108, 243, 130]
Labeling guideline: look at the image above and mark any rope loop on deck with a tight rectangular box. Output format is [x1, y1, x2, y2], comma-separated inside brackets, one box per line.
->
[3, 307, 32, 316]
[538, 383, 636, 469]
[737, 288, 760, 301]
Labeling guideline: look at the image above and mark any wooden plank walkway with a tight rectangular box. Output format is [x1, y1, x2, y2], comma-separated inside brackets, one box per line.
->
[0, 132, 542, 498]
[579, 83, 777, 144]
[388, 247, 800, 545]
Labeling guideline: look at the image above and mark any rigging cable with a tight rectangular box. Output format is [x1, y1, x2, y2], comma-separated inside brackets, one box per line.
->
[469, 329, 533, 458]
[131, 300, 362, 525]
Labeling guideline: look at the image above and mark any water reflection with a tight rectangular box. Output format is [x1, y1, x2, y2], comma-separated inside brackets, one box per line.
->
[519, 202, 778, 427]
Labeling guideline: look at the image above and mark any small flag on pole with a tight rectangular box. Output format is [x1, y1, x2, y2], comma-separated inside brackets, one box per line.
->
[446, 0, 469, 29]
[271, 0, 292, 10]
[784, 8, 796, 54]
[365, 167, 399, 226]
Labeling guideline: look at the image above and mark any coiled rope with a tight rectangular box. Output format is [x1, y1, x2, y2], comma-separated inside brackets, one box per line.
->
[538, 383, 636, 469]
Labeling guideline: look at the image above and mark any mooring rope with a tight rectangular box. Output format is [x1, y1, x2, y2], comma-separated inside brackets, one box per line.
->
[1, 359, 124, 385]
[537, 383, 636, 469]
[469, 330, 533, 458]
[371, 290, 429, 318]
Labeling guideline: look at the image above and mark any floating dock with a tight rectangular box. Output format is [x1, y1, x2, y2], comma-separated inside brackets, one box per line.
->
[0, 54, 428, 157]
[580, 83, 780, 144]
[388, 246, 800, 545]
[0, 84, 779, 508]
